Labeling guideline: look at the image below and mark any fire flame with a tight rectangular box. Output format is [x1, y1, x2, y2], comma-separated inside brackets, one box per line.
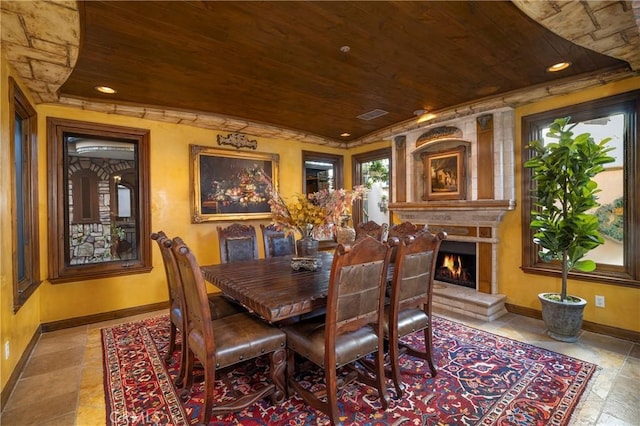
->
[441, 255, 462, 279]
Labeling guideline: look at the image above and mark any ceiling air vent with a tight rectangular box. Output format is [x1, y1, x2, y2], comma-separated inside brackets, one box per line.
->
[357, 109, 389, 121]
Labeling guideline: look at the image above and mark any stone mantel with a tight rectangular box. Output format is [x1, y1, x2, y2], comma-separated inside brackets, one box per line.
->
[390, 199, 515, 211]
[390, 200, 516, 228]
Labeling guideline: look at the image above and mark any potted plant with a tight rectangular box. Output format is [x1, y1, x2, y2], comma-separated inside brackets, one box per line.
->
[524, 117, 614, 342]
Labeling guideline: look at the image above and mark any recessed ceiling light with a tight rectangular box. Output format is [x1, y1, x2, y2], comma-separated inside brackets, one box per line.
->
[340, 45, 351, 53]
[95, 85, 116, 94]
[417, 113, 437, 123]
[340, 132, 351, 137]
[547, 62, 571, 72]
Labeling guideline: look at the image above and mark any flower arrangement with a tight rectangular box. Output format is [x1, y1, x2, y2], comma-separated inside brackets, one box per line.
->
[258, 169, 365, 238]
[309, 186, 366, 225]
[269, 192, 326, 237]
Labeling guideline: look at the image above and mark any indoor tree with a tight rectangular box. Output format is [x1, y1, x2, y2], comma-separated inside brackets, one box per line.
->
[525, 117, 615, 302]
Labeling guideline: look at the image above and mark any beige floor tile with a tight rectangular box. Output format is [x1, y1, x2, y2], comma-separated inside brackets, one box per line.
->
[4, 366, 82, 412]
[597, 412, 637, 425]
[619, 355, 640, 380]
[21, 346, 85, 378]
[1, 390, 77, 425]
[601, 375, 640, 424]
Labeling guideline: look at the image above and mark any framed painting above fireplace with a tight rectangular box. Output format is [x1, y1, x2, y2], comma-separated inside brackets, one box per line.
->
[421, 146, 466, 201]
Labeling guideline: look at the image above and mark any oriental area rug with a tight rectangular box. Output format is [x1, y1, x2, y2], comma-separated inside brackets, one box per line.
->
[102, 315, 597, 425]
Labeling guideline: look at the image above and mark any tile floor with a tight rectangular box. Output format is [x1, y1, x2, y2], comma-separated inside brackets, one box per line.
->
[1, 308, 638, 425]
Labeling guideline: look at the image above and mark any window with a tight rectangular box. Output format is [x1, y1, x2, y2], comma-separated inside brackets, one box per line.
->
[9, 78, 41, 310]
[47, 118, 152, 283]
[352, 148, 392, 229]
[302, 151, 343, 194]
[521, 91, 639, 287]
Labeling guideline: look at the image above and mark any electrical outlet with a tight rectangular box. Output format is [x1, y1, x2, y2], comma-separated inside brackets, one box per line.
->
[4, 341, 9, 359]
[595, 295, 605, 308]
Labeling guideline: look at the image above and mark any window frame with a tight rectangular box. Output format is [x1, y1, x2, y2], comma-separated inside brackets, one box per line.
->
[47, 118, 152, 283]
[302, 151, 343, 194]
[521, 90, 639, 288]
[351, 147, 392, 228]
[9, 77, 41, 311]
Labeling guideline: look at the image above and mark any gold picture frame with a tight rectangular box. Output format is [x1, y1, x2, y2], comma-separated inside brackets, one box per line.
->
[190, 145, 279, 223]
[422, 146, 466, 201]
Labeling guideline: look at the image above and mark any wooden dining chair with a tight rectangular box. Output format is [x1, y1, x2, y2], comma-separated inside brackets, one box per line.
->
[355, 220, 388, 242]
[171, 236, 287, 425]
[150, 231, 243, 388]
[217, 223, 259, 263]
[387, 221, 425, 262]
[384, 230, 446, 398]
[260, 223, 295, 258]
[282, 237, 393, 425]
[387, 221, 424, 240]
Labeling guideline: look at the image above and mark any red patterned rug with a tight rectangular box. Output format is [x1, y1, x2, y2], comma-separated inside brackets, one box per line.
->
[102, 315, 597, 425]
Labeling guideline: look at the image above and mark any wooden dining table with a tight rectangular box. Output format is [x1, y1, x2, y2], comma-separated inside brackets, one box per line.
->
[201, 252, 334, 323]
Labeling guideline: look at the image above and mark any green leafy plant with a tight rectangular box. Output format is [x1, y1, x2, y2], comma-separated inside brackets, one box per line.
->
[595, 197, 624, 242]
[524, 117, 615, 301]
[112, 225, 126, 241]
[365, 160, 389, 189]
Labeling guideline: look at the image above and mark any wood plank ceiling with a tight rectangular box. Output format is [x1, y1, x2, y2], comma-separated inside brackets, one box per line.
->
[7, 1, 635, 144]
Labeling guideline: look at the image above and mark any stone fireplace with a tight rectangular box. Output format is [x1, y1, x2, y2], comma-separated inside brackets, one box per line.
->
[389, 108, 517, 321]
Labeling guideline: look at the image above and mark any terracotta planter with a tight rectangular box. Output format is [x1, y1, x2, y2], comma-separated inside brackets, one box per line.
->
[538, 292, 587, 343]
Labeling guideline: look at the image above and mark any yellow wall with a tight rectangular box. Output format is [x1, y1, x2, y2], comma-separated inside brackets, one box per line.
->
[36, 104, 357, 323]
[0, 55, 43, 392]
[498, 76, 640, 333]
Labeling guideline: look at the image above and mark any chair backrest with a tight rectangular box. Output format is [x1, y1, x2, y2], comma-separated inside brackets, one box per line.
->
[326, 237, 392, 341]
[171, 237, 216, 358]
[355, 220, 388, 242]
[217, 223, 259, 263]
[260, 223, 295, 258]
[387, 221, 424, 240]
[151, 231, 185, 323]
[390, 230, 446, 314]
[387, 221, 424, 262]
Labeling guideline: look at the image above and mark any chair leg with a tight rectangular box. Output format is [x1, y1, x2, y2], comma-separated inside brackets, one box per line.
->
[199, 358, 216, 426]
[175, 328, 188, 388]
[326, 366, 340, 426]
[423, 327, 437, 376]
[402, 328, 438, 378]
[374, 347, 390, 409]
[165, 322, 177, 362]
[180, 349, 195, 400]
[388, 329, 404, 398]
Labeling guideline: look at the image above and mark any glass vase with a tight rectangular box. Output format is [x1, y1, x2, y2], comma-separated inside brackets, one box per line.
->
[296, 236, 319, 258]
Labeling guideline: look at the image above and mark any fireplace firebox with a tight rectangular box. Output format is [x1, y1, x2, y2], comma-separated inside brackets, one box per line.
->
[435, 241, 476, 289]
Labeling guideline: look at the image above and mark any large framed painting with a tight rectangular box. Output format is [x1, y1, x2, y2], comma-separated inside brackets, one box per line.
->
[190, 145, 279, 223]
[421, 146, 466, 201]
